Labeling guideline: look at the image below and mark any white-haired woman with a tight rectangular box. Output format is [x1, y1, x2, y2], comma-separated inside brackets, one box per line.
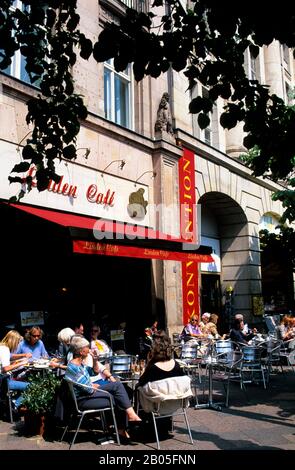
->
[57, 327, 75, 359]
[65, 336, 141, 443]
[199, 312, 211, 335]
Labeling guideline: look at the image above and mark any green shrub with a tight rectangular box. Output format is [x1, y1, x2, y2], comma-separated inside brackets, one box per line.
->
[21, 373, 60, 415]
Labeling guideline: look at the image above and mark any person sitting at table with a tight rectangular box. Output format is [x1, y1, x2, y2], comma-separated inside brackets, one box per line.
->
[136, 331, 185, 437]
[181, 315, 203, 342]
[230, 318, 256, 346]
[234, 313, 252, 335]
[65, 336, 141, 444]
[138, 331, 184, 387]
[199, 312, 211, 335]
[275, 315, 295, 343]
[15, 326, 48, 359]
[48, 327, 76, 371]
[206, 314, 225, 339]
[0, 330, 29, 407]
[89, 323, 112, 357]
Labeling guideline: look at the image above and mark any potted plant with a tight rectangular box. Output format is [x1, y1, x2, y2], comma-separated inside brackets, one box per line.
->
[21, 373, 60, 436]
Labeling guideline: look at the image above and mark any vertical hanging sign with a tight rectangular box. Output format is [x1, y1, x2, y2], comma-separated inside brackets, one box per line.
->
[178, 148, 199, 324]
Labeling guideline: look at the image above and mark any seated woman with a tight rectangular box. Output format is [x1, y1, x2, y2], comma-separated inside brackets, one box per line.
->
[65, 336, 141, 444]
[57, 328, 75, 360]
[15, 326, 48, 359]
[48, 327, 76, 372]
[276, 315, 295, 343]
[206, 314, 225, 339]
[199, 312, 211, 336]
[0, 330, 29, 407]
[181, 315, 203, 342]
[137, 331, 185, 436]
[138, 331, 184, 387]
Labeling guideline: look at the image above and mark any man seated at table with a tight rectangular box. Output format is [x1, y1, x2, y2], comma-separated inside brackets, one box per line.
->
[15, 326, 48, 359]
[181, 315, 203, 342]
[230, 318, 256, 346]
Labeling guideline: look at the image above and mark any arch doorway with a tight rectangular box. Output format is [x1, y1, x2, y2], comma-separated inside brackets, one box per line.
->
[199, 191, 249, 331]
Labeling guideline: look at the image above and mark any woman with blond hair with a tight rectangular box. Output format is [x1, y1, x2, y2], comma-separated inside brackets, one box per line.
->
[206, 314, 225, 339]
[0, 330, 29, 407]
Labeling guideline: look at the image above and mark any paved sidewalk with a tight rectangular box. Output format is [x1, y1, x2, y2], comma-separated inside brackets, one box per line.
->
[1, 369, 295, 452]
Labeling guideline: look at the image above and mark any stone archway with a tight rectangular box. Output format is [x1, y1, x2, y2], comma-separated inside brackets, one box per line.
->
[199, 191, 258, 327]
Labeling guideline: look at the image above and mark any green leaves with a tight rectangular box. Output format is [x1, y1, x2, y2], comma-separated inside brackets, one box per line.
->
[198, 113, 211, 130]
[2, 1, 89, 195]
[1, 0, 295, 216]
[79, 34, 93, 60]
[21, 373, 60, 415]
[11, 162, 31, 173]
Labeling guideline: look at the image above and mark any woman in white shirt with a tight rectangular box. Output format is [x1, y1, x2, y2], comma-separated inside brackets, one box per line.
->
[0, 330, 30, 407]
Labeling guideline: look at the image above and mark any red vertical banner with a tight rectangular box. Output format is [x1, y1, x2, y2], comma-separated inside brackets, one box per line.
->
[178, 148, 199, 324]
[182, 261, 199, 324]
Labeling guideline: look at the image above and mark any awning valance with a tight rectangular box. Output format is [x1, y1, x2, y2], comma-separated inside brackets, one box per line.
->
[73, 240, 213, 262]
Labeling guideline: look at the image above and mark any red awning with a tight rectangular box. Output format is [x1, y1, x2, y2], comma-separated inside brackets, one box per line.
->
[7, 202, 213, 262]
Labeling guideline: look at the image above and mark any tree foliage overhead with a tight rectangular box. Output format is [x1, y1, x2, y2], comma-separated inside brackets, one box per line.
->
[0, 0, 91, 194]
[260, 227, 295, 273]
[0, 0, 295, 223]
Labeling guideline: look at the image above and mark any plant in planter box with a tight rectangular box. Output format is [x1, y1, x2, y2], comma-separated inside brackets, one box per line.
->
[21, 373, 60, 436]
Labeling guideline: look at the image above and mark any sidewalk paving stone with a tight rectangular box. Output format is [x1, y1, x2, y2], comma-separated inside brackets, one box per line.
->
[0, 368, 294, 453]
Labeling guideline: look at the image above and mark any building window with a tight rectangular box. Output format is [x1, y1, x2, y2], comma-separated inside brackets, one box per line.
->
[285, 82, 294, 105]
[260, 213, 280, 233]
[191, 84, 219, 149]
[104, 59, 132, 129]
[282, 44, 290, 73]
[244, 47, 261, 82]
[1, 1, 44, 86]
[119, 0, 148, 13]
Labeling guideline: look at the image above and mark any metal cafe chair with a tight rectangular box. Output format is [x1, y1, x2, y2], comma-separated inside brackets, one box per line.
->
[137, 375, 194, 450]
[180, 342, 203, 383]
[214, 339, 238, 356]
[260, 338, 282, 383]
[111, 354, 134, 381]
[279, 338, 295, 372]
[239, 345, 266, 389]
[0, 373, 15, 423]
[210, 349, 245, 407]
[60, 378, 120, 449]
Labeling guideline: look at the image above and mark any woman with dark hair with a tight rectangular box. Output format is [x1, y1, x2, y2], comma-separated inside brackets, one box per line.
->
[137, 331, 184, 387]
[15, 326, 48, 359]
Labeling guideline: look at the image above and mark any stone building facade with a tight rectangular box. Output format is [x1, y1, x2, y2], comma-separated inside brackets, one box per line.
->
[0, 0, 294, 340]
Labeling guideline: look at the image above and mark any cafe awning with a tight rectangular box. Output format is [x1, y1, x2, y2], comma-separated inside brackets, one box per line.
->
[7, 202, 213, 262]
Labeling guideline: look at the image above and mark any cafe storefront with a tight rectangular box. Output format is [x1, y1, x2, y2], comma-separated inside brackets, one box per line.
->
[0, 140, 212, 351]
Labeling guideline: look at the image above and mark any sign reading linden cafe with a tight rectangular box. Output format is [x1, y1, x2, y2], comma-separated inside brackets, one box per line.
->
[0, 140, 151, 226]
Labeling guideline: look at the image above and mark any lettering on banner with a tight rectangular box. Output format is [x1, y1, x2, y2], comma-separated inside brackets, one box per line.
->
[182, 261, 199, 324]
[178, 148, 200, 323]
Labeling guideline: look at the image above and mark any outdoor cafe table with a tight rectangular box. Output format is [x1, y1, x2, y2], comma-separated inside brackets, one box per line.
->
[17, 359, 59, 378]
[194, 354, 223, 411]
